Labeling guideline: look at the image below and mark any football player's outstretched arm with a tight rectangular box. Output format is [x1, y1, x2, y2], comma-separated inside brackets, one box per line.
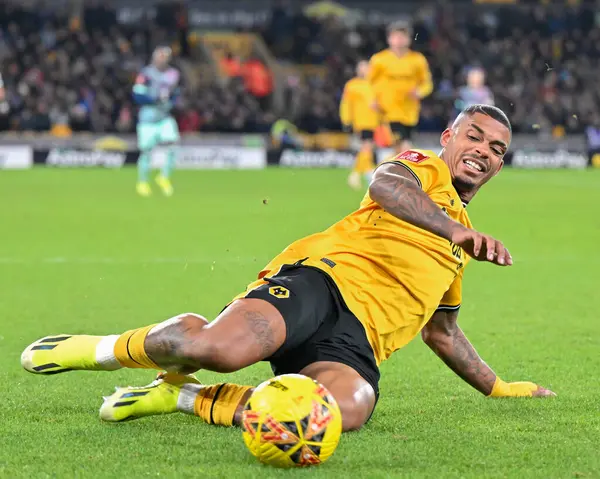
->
[369, 163, 512, 266]
[421, 309, 555, 397]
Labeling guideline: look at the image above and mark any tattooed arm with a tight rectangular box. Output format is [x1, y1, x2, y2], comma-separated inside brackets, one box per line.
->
[421, 309, 496, 394]
[369, 163, 464, 241]
[422, 309, 556, 397]
[369, 163, 512, 266]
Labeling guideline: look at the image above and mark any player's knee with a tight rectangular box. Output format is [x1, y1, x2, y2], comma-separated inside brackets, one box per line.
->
[334, 386, 375, 432]
[188, 342, 246, 373]
[338, 397, 370, 432]
[177, 313, 209, 324]
[145, 313, 209, 363]
[362, 141, 374, 151]
[176, 327, 246, 373]
[337, 381, 376, 432]
[146, 313, 243, 372]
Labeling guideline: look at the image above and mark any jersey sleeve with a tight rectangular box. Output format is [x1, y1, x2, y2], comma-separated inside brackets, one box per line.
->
[437, 272, 462, 311]
[381, 149, 449, 194]
[415, 54, 433, 99]
[367, 54, 383, 85]
[132, 68, 154, 105]
[169, 69, 182, 103]
[339, 82, 353, 126]
[134, 68, 150, 87]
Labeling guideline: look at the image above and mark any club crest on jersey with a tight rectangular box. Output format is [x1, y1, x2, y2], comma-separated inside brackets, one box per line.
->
[398, 150, 427, 163]
[269, 286, 290, 299]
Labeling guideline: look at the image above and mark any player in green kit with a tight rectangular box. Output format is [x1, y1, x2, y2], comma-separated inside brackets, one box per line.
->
[132, 47, 181, 197]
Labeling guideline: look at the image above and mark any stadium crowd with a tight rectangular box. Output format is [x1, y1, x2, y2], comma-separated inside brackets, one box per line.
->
[0, 1, 598, 135]
[264, 2, 599, 135]
[0, 1, 275, 135]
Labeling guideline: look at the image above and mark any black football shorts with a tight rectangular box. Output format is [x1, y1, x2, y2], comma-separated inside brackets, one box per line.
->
[242, 262, 380, 398]
[359, 129, 375, 141]
[389, 122, 414, 142]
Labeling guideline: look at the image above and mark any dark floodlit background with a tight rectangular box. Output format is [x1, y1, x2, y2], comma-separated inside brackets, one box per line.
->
[0, 0, 598, 168]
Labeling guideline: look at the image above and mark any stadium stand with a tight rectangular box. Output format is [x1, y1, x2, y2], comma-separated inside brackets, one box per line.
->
[258, 2, 598, 135]
[0, 1, 597, 135]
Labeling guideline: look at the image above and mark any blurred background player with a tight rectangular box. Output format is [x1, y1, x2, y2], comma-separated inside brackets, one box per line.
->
[339, 60, 379, 190]
[452, 67, 494, 125]
[368, 20, 433, 155]
[132, 47, 181, 197]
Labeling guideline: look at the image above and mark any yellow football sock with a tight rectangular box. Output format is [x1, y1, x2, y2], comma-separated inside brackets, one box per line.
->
[354, 149, 375, 174]
[114, 324, 160, 369]
[194, 383, 253, 427]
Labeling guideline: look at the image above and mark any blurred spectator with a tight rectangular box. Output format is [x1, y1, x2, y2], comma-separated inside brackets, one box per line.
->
[20, 101, 51, 132]
[178, 108, 202, 133]
[221, 51, 243, 78]
[115, 103, 134, 133]
[456, 67, 494, 109]
[241, 55, 273, 109]
[0, 2, 598, 135]
[257, 2, 598, 135]
[49, 101, 72, 137]
[586, 116, 600, 144]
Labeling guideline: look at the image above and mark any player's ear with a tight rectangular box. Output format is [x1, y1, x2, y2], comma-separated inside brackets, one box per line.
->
[494, 159, 504, 176]
[440, 128, 452, 147]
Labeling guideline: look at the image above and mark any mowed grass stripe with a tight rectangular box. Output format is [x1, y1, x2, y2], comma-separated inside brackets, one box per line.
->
[0, 168, 598, 478]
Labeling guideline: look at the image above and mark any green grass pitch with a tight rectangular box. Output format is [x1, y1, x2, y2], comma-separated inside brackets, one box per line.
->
[1, 167, 599, 478]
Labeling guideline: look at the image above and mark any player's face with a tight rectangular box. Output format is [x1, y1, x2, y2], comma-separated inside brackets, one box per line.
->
[441, 113, 510, 194]
[356, 61, 369, 78]
[467, 69, 485, 88]
[153, 49, 171, 69]
[388, 30, 410, 50]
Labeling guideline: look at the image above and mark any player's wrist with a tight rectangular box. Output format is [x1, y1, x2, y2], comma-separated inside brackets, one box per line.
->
[489, 378, 538, 398]
[446, 222, 469, 243]
[488, 377, 510, 397]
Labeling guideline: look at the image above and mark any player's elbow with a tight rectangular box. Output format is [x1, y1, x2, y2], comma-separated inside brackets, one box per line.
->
[421, 326, 445, 351]
[421, 322, 452, 349]
[367, 169, 398, 206]
[419, 84, 433, 99]
[421, 325, 433, 345]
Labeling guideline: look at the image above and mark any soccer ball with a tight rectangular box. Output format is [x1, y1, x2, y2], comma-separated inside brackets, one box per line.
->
[241, 374, 342, 468]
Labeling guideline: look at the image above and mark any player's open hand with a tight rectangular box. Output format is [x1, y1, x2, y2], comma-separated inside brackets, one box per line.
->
[531, 385, 556, 397]
[451, 227, 513, 266]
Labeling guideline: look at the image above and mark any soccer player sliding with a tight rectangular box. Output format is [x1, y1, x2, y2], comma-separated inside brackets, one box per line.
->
[368, 20, 433, 155]
[22, 105, 555, 434]
[340, 60, 379, 190]
[132, 46, 181, 197]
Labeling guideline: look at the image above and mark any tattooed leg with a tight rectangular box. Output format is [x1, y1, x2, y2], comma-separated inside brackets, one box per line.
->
[144, 299, 287, 373]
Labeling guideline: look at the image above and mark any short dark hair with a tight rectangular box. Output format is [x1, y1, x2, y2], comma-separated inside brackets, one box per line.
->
[460, 104, 512, 133]
[387, 20, 412, 36]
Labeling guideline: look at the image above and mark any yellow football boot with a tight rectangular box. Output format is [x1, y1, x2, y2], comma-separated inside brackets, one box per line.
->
[136, 181, 152, 197]
[100, 372, 201, 422]
[155, 175, 173, 197]
[21, 335, 120, 374]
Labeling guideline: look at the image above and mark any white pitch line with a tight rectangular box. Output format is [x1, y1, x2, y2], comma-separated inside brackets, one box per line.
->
[0, 257, 267, 265]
